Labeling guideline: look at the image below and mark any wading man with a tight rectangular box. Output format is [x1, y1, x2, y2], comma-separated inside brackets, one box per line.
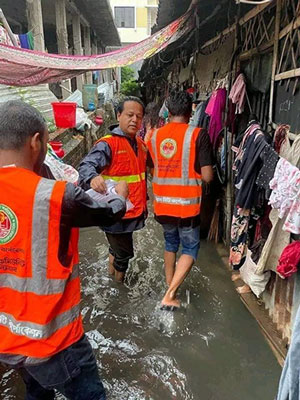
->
[147, 91, 214, 309]
[0, 100, 128, 400]
[79, 96, 147, 282]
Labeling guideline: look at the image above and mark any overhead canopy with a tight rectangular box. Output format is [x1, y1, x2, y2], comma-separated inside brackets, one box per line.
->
[0, 9, 193, 86]
[0, 0, 120, 47]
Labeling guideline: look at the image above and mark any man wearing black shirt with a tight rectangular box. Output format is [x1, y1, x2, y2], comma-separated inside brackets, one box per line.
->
[147, 91, 214, 310]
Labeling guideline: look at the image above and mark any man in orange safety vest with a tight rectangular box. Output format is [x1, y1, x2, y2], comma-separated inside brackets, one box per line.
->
[148, 91, 214, 310]
[0, 100, 128, 399]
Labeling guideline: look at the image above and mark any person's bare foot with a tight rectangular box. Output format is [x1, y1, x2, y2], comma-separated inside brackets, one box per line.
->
[231, 273, 241, 282]
[161, 291, 180, 309]
[115, 271, 125, 283]
[236, 284, 251, 294]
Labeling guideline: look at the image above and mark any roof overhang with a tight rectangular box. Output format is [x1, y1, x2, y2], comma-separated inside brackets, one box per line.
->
[73, 0, 121, 47]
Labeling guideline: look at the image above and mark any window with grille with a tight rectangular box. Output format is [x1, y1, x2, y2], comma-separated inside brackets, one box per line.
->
[114, 7, 135, 28]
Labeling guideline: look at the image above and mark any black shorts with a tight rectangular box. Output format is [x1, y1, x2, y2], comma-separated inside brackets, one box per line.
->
[105, 232, 134, 272]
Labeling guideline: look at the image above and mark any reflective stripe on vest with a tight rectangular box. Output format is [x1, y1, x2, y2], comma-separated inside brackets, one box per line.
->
[155, 196, 202, 206]
[0, 178, 77, 295]
[0, 301, 80, 340]
[151, 125, 201, 187]
[102, 172, 146, 184]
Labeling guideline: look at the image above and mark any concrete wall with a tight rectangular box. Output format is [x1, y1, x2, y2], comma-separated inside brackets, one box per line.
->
[109, 0, 158, 44]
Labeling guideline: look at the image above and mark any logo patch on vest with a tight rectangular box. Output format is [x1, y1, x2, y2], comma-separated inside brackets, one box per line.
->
[160, 138, 177, 159]
[0, 205, 18, 245]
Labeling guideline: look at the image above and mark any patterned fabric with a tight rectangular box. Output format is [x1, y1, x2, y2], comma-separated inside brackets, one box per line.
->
[229, 207, 250, 270]
[269, 158, 300, 219]
[283, 186, 300, 234]
[229, 73, 246, 114]
[0, 11, 193, 86]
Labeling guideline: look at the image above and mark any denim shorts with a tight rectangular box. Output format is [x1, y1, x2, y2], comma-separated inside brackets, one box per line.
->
[162, 223, 200, 261]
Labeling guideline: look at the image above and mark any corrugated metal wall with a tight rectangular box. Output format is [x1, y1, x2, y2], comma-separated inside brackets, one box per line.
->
[0, 84, 57, 122]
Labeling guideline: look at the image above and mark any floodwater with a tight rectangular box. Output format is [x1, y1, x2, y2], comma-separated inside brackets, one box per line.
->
[0, 211, 281, 399]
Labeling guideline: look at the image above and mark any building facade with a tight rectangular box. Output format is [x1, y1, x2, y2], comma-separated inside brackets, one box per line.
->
[109, 0, 158, 45]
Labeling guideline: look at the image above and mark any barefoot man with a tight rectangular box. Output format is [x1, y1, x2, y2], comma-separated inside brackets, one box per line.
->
[147, 91, 214, 309]
[79, 97, 147, 282]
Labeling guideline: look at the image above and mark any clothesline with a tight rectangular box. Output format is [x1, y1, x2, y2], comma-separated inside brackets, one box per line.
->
[0, 9, 194, 87]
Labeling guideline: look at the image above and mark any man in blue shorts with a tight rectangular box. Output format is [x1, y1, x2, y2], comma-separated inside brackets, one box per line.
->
[147, 91, 214, 309]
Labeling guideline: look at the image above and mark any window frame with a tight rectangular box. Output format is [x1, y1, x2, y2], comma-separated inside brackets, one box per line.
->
[114, 6, 136, 29]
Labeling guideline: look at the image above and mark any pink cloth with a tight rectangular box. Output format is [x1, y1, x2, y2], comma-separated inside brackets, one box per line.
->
[229, 74, 246, 114]
[205, 88, 226, 147]
[269, 158, 300, 219]
[0, 11, 192, 87]
[277, 241, 300, 278]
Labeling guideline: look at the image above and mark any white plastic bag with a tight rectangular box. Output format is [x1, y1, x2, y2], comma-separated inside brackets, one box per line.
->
[45, 146, 79, 184]
[240, 249, 271, 298]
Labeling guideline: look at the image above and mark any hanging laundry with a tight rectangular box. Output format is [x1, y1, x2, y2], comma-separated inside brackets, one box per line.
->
[205, 88, 226, 147]
[256, 145, 279, 198]
[274, 124, 289, 154]
[234, 128, 267, 210]
[283, 184, 300, 234]
[269, 158, 300, 219]
[19, 34, 30, 49]
[18, 32, 34, 50]
[255, 136, 300, 275]
[190, 99, 209, 129]
[229, 73, 246, 114]
[0, 26, 20, 47]
[230, 122, 269, 270]
[276, 241, 300, 279]
[27, 31, 34, 50]
[229, 207, 251, 270]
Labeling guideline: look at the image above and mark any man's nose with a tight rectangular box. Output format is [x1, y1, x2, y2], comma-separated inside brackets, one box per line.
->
[131, 115, 138, 122]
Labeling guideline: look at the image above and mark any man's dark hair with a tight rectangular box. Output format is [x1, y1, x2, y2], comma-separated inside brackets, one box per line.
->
[166, 91, 193, 118]
[117, 96, 145, 115]
[0, 100, 46, 150]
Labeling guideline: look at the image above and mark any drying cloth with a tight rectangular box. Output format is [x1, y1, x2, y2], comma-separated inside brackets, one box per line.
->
[255, 137, 300, 276]
[27, 31, 34, 50]
[277, 241, 300, 279]
[269, 158, 300, 219]
[274, 124, 289, 154]
[19, 34, 30, 49]
[0, 26, 20, 47]
[229, 73, 246, 114]
[256, 145, 279, 198]
[0, 10, 193, 87]
[284, 185, 300, 234]
[205, 88, 226, 147]
[234, 132, 267, 209]
[229, 207, 250, 270]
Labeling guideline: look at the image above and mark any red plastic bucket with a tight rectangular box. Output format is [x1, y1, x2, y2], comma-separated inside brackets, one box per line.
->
[52, 102, 76, 128]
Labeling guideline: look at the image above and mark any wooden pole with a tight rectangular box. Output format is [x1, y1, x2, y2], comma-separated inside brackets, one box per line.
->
[84, 26, 93, 85]
[72, 14, 84, 91]
[0, 9, 18, 46]
[269, 0, 282, 123]
[26, 0, 45, 52]
[55, 0, 71, 99]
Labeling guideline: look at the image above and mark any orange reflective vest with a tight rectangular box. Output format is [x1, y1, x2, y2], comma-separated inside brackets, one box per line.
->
[0, 167, 83, 359]
[147, 123, 203, 218]
[96, 134, 147, 219]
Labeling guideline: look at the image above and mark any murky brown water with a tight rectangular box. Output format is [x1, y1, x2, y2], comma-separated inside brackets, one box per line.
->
[1, 210, 281, 399]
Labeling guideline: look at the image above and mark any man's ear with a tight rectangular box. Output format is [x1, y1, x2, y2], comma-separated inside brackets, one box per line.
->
[30, 132, 41, 152]
[117, 112, 121, 122]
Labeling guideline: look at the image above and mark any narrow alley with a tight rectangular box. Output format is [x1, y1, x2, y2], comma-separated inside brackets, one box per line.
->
[1, 207, 281, 400]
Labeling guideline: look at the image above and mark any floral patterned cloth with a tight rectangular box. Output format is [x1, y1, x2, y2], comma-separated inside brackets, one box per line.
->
[229, 207, 250, 270]
[269, 158, 300, 235]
